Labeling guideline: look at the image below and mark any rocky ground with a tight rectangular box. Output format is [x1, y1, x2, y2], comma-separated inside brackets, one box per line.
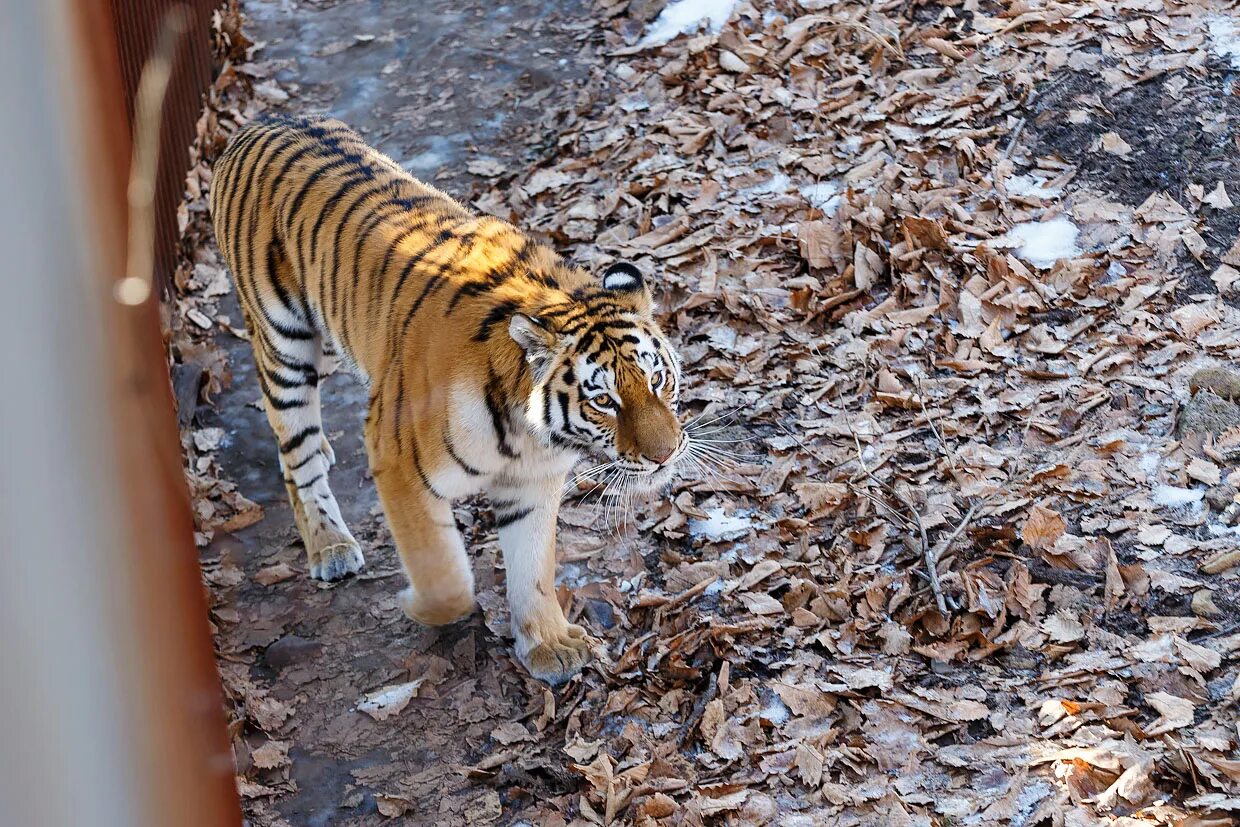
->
[172, 1, 1240, 825]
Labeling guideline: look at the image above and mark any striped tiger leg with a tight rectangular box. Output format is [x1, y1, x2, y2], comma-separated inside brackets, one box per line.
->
[273, 360, 335, 562]
[491, 475, 591, 685]
[367, 434, 476, 626]
[280, 471, 312, 553]
[252, 339, 364, 582]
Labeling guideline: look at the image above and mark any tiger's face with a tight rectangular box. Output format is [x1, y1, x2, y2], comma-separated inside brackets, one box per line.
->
[510, 263, 685, 492]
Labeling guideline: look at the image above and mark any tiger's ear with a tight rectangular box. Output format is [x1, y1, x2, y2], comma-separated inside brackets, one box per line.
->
[509, 313, 557, 377]
[601, 262, 652, 314]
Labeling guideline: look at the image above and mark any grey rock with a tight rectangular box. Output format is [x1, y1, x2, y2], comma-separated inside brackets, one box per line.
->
[1178, 389, 1240, 438]
[1206, 484, 1237, 511]
[583, 598, 617, 630]
[265, 634, 322, 671]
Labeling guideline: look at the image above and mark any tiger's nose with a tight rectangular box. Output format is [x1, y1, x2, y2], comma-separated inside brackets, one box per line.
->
[640, 426, 681, 465]
[620, 396, 681, 465]
[645, 444, 675, 464]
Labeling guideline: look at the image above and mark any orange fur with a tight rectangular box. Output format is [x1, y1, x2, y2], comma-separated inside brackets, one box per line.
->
[209, 116, 684, 683]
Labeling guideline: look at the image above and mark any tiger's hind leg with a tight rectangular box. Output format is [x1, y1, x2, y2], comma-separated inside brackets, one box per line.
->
[249, 313, 364, 581]
[235, 228, 364, 581]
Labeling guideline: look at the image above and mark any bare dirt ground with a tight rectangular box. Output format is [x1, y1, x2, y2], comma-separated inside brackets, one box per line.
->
[172, 1, 1240, 825]
[187, 1, 607, 825]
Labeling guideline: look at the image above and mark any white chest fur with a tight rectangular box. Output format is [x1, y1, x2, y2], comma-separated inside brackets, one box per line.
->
[432, 387, 579, 500]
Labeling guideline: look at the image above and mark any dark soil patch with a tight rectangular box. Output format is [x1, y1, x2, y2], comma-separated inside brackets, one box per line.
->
[246, 0, 597, 198]
[1026, 61, 1240, 293]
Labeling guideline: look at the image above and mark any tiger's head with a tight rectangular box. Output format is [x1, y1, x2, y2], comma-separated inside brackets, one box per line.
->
[510, 263, 685, 492]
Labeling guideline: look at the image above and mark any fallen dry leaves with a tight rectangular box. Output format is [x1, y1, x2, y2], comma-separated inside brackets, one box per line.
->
[461, 0, 1240, 823]
[173, 0, 1240, 825]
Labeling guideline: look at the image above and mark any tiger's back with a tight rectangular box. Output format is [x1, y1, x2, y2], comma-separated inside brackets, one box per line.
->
[210, 116, 584, 381]
[209, 116, 687, 684]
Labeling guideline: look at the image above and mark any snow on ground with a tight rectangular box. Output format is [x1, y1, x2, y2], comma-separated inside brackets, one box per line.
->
[1005, 173, 1063, 199]
[743, 172, 790, 196]
[760, 695, 791, 725]
[1007, 215, 1083, 268]
[639, 0, 739, 47]
[1152, 485, 1206, 509]
[687, 507, 752, 541]
[801, 181, 843, 215]
[186, 2, 1240, 824]
[1208, 15, 1240, 68]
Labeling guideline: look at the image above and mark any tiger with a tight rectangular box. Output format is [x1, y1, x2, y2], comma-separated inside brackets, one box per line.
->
[208, 115, 687, 684]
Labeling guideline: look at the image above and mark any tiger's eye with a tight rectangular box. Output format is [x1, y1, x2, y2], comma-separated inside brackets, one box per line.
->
[589, 395, 618, 413]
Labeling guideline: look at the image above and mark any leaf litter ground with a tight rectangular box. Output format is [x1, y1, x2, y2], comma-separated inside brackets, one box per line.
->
[172, 1, 1240, 824]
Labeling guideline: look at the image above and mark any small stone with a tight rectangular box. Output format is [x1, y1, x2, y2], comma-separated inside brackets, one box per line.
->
[265, 635, 322, 671]
[583, 598, 616, 629]
[1205, 484, 1237, 511]
[1190, 367, 1240, 400]
[1179, 389, 1240, 438]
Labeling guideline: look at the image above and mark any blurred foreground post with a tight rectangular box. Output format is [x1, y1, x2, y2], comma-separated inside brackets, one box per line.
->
[0, 3, 240, 826]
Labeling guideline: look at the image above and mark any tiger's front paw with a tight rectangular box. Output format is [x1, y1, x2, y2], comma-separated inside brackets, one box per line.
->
[310, 541, 365, 581]
[399, 584, 476, 626]
[517, 622, 592, 685]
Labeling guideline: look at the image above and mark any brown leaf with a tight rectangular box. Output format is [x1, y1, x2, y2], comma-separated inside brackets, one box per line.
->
[1100, 131, 1132, 155]
[793, 482, 849, 519]
[1145, 692, 1195, 735]
[250, 739, 290, 770]
[253, 563, 296, 586]
[853, 242, 884, 289]
[797, 220, 842, 269]
[901, 216, 949, 251]
[1022, 503, 1066, 550]
[1204, 182, 1234, 209]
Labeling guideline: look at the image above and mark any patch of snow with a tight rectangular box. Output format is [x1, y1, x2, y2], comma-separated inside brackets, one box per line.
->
[745, 172, 790, 196]
[801, 181, 842, 215]
[651, 721, 678, 737]
[1208, 16, 1240, 68]
[357, 679, 424, 721]
[755, 221, 800, 239]
[760, 696, 791, 725]
[688, 508, 752, 541]
[763, 9, 787, 27]
[1207, 522, 1240, 538]
[704, 578, 726, 597]
[1005, 174, 1063, 199]
[844, 135, 863, 153]
[1138, 452, 1161, 477]
[639, 0, 739, 48]
[1152, 485, 1205, 509]
[1008, 216, 1082, 268]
